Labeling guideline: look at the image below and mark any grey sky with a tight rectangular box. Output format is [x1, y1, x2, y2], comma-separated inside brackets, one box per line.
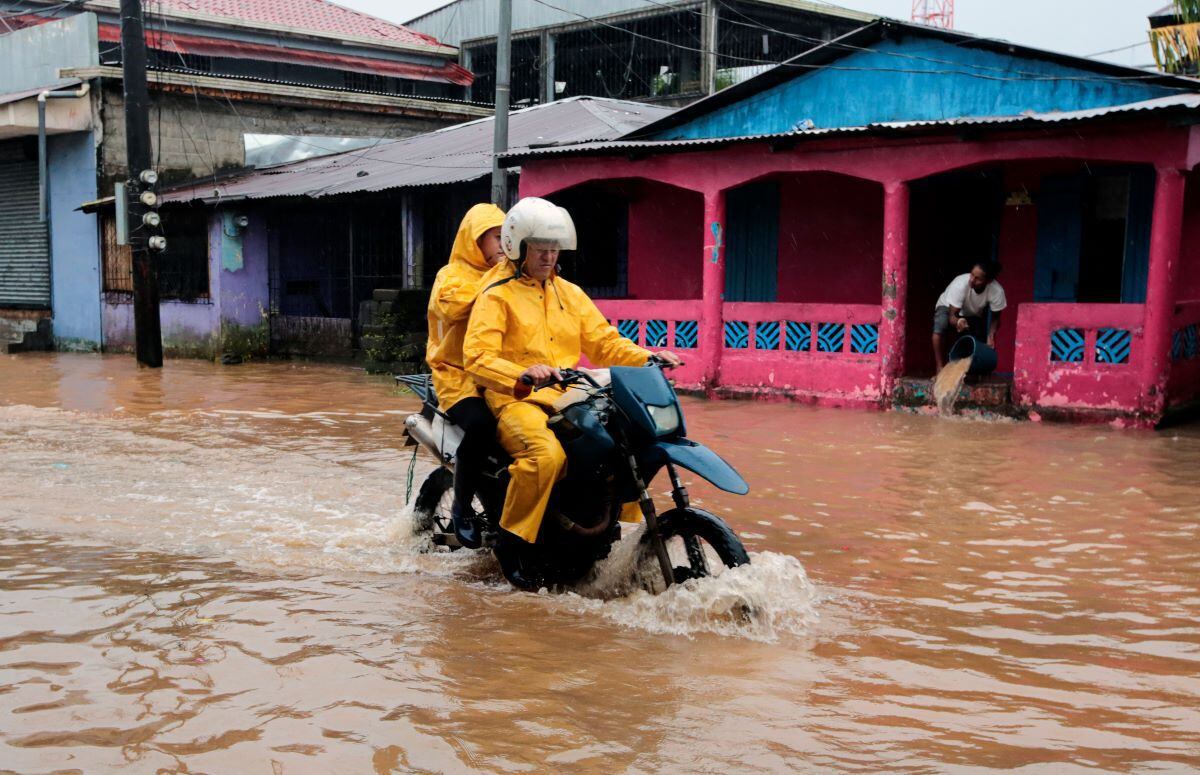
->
[342, 0, 1168, 68]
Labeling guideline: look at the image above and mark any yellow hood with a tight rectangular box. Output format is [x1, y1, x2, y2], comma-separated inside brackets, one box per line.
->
[450, 203, 506, 272]
[424, 203, 506, 412]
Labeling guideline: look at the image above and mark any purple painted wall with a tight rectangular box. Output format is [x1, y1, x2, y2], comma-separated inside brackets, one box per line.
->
[216, 212, 269, 329]
[101, 210, 269, 355]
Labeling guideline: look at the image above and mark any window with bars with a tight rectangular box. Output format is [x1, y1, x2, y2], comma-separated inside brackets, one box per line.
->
[102, 209, 211, 301]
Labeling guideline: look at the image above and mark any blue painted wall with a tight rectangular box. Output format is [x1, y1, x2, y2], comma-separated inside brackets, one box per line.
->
[48, 130, 101, 350]
[656, 37, 1180, 141]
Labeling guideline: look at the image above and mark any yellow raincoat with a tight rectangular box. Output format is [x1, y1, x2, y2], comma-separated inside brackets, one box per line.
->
[425, 204, 506, 412]
[463, 260, 651, 542]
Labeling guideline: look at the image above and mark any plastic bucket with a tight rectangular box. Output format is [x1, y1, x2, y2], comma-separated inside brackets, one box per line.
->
[948, 335, 998, 375]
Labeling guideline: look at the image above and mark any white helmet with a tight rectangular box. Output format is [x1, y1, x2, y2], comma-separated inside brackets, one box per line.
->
[500, 197, 577, 261]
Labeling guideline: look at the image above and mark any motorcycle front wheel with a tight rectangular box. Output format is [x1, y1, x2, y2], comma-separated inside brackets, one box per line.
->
[644, 507, 750, 589]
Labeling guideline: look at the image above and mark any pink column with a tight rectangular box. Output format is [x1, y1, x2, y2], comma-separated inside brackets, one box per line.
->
[879, 181, 910, 403]
[1142, 167, 1186, 419]
[700, 189, 726, 391]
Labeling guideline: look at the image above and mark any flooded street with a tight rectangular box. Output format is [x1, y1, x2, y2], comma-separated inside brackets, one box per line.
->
[2, 353, 1199, 772]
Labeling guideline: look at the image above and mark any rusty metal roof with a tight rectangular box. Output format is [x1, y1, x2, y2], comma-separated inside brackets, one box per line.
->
[162, 96, 673, 204]
[500, 93, 1200, 165]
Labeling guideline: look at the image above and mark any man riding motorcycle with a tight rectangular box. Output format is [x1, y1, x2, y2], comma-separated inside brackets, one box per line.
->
[425, 203, 506, 549]
[462, 197, 682, 557]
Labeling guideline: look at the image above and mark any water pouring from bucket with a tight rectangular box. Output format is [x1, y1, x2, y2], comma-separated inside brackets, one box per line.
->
[934, 336, 998, 414]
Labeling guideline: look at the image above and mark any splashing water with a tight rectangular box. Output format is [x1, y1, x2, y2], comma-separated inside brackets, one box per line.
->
[562, 525, 820, 642]
[934, 355, 972, 414]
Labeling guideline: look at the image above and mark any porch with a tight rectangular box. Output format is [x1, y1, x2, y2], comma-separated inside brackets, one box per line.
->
[521, 122, 1200, 425]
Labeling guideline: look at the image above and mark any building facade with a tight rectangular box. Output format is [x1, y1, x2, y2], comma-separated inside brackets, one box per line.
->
[135, 96, 673, 358]
[0, 2, 484, 353]
[508, 21, 1200, 426]
[405, 0, 873, 106]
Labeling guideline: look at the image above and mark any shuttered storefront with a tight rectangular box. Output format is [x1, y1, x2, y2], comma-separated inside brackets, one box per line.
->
[0, 140, 51, 308]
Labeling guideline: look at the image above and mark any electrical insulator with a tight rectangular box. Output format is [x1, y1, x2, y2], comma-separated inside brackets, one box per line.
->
[142, 211, 161, 227]
[139, 190, 158, 207]
[139, 169, 159, 186]
[148, 235, 167, 251]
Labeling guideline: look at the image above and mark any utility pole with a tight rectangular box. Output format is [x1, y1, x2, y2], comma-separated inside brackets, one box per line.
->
[491, 0, 512, 206]
[119, 0, 164, 367]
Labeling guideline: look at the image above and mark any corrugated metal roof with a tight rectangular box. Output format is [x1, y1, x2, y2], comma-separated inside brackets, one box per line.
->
[107, 0, 446, 49]
[405, 0, 874, 47]
[627, 18, 1200, 141]
[502, 93, 1200, 162]
[161, 96, 674, 204]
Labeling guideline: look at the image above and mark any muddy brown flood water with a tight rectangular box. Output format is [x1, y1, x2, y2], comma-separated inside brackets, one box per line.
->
[1, 353, 1199, 773]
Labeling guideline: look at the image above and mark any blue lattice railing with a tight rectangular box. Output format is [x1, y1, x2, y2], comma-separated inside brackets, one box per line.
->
[785, 321, 811, 351]
[645, 319, 668, 347]
[850, 323, 880, 354]
[617, 319, 640, 342]
[755, 321, 780, 351]
[1095, 328, 1132, 364]
[816, 323, 845, 353]
[1173, 323, 1199, 361]
[724, 320, 750, 349]
[1050, 328, 1086, 363]
[674, 320, 698, 349]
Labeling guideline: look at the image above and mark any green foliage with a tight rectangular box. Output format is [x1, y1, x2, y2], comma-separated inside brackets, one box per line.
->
[362, 311, 420, 364]
[219, 319, 269, 361]
[1178, 0, 1200, 24]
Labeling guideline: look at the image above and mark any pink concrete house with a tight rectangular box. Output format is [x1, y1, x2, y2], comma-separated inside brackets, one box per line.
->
[506, 20, 1200, 427]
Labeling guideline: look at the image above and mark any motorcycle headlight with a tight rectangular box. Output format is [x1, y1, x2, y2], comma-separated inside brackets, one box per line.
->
[646, 403, 680, 436]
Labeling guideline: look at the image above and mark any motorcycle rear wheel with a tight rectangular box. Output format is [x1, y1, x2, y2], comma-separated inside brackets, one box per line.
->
[645, 507, 750, 590]
[412, 467, 453, 535]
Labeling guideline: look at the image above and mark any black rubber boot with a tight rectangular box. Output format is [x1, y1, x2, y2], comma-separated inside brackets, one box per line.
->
[495, 536, 540, 591]
[449, 468, 481, 549]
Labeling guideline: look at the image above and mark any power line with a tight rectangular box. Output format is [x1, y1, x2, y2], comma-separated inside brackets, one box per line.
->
[1088, 41, 1151, 57]
[526, 0, 1184, 86]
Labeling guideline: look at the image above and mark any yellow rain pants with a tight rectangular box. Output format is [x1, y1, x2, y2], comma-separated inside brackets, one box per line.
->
[425, 203, 506, 412]
[463, 261, 651, 542]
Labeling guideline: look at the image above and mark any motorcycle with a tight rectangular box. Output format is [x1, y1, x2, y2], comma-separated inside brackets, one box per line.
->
[398, 356, 751, 591]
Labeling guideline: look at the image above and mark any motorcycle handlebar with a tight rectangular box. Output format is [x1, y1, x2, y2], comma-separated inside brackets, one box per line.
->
[647, 353, 683, 369]
[515, 368, 594, 398]
[514, 359, 677, 397]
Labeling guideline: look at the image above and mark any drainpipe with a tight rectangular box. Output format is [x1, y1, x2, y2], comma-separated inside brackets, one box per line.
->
[38, 82, 91, 222]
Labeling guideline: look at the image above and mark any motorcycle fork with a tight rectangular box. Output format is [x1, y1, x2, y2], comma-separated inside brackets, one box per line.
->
[628, 454, 674, 589]
[667, 462, 709, 577]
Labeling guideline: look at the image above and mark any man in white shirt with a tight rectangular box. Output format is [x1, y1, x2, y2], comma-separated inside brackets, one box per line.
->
[932, 260, 1006, 372]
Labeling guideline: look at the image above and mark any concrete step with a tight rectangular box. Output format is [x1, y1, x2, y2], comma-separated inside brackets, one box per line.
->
[894, 375, 1012, 409]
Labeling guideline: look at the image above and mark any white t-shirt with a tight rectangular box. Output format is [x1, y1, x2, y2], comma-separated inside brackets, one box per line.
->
[936, 273, 1007, 318]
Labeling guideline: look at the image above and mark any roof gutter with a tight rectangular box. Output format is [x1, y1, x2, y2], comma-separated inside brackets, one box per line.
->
[60, 66, 492, 119]
[38, 82, 91, 223]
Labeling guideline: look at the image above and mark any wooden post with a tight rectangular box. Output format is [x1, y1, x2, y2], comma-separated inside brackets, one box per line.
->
[120, 0, 162, 367]
[701, 189, 726, 391]
[1141, 166, 1185, 420]
[879, 180, 910, 403]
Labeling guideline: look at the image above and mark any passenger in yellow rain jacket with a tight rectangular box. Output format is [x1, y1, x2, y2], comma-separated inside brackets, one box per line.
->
[463, 197, 682, 550]
[425, 203, 506, 548]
